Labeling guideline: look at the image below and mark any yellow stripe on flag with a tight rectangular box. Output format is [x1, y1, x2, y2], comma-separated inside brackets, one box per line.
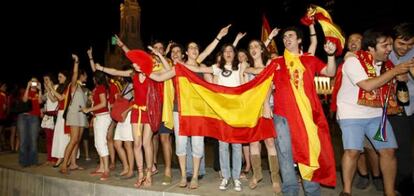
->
[284, 50, 321, 181]
[162, 79, 174, 129]
[178, 75, 273, 128]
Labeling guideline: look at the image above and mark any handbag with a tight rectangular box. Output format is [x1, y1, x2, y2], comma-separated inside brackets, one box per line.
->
[110, 84, 134, 122]
[110, 97, 133, 122]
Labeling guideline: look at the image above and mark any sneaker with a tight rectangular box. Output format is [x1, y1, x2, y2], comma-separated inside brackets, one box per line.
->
[372, 177, 384, 191]
[355, 174, 370, 189]
[234, 179, 242, 192]
[219, 179, 229, 190]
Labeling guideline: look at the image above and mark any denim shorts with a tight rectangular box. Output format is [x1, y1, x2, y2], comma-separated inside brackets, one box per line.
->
[158, 122, 173, 134]
[338, 117, 398, 151]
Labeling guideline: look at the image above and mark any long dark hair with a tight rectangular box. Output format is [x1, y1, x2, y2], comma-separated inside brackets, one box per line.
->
[56, 70, 70, 94]
[94, 71, 108, 90]
[248, 40, 270, 66]
[218, 44, 239, 71]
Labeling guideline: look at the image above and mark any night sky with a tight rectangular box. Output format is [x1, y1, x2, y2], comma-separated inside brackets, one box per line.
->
[2, 0, 412, 86]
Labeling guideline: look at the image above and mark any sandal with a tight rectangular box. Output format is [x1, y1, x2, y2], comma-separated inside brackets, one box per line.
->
[134, 176, 146, 188]
[143, 176, 152, 187]
[162, 175, 172, 185]
[59, 168, 69, 175]
[179, 176, 187, 188]
[189, 177, 199, 189]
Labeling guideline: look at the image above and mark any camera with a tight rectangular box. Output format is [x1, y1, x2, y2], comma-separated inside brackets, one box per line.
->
[31, 81, 37, 86]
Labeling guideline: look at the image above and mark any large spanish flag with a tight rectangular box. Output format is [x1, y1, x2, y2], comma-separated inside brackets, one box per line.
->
[301, 5, 345, 56]
[174, 63, 276, 143]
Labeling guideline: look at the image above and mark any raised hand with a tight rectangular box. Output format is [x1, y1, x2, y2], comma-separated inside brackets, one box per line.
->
[323, 41, 337, 56]
[114, 35, 124, 47]
[72, 54, 79, 62]
[87, 47, 93, 59]
[217, 24, 232, 40]
[269, 27, 280, 40]
[235, 32, 247, 41]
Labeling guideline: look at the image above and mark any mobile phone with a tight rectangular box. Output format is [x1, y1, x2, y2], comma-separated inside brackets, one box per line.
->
[111, 36, 117, 45]
[31, 81, 37, 86]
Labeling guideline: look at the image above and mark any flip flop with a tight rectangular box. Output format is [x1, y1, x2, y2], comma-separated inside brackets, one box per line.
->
[69, 166, 85, 171]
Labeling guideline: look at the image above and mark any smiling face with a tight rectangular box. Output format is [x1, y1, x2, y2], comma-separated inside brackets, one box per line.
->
[393, 36, 414, 57]
[369, 36, 393, 63]
[152, 42, 165, 54]
[186, 42, 200, 60]
[347, 33, 363, 52]
[170, 46, 184, 62]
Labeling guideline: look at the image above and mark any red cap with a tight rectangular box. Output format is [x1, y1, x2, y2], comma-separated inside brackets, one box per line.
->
[126, 50, 153, 76]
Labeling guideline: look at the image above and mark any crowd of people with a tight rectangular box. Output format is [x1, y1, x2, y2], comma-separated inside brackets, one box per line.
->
[0, 19, 413, 196]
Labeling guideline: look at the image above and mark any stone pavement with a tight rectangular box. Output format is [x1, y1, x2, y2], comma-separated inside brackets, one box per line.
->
[0, 153, 384, 196]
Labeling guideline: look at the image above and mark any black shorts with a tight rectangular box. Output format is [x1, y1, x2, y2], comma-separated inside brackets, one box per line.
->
[158, 122, 173, 134]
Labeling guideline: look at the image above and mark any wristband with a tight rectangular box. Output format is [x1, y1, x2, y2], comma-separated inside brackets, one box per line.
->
[215, 37, 221, 41]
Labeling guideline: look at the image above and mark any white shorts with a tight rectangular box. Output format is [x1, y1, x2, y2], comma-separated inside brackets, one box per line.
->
[114, 111, 133, 141]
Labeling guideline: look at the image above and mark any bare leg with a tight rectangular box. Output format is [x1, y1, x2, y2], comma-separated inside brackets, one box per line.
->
[114, 140, 129, 176]
[342, 149, 360, 194]
[366, 148, 381, 176]
[378, 149, 396, 196]
[160, 133, 172, 178]
[107, 121, 116, 170]
[124, 141, 134, 177]
[152, 133, 159, 173]
[142, 124, 154, 187]
[132, 123, 144, 187]
[60, 126, 80, 172]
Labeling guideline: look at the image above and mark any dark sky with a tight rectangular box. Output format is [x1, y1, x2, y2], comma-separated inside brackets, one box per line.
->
[2, 0, 412, 86]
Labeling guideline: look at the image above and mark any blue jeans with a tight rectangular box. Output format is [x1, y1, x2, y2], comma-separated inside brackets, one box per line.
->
[17, 113, 40, 167]
[186, 138, 206, 176]
[219, 141, 242, 180]
[274, 115, 321, 196]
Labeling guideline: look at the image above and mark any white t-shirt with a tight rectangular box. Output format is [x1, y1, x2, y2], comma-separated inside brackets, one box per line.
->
[336, 57, 383, 119]
[212, 64, 241, 87]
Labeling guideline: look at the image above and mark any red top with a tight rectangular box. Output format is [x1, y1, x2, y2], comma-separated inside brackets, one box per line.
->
[108, 80, 121, 105]
[92, 85, 108, 114]
[0, 92, 7, 119]
[28, 89, 41, 116]
[132, 74, 149, 106]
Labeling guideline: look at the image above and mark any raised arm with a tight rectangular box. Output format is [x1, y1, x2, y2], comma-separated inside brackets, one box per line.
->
[87, 46, 96, 72]
[70, 54, 79, 91]
[320, 41, 337, 77]
[197, 24, 231, 63]
[115, 35, 130, 53]
[95, 63, 133, 77]
[264, 27, 280, 48]
[149, 69, 176, 82]
[183, 63, 213, 74]
[232, 32, 247, 48]
[307, 23, 317, 55]
[148, 46, 172, 71]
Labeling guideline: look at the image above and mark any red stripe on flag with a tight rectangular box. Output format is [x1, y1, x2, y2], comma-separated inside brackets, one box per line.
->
[179, 116, 276, 143]
[174, 62, 276, 95]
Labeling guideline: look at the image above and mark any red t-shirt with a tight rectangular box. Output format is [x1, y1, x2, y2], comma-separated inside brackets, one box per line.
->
[92, 85, 109, 114]
[28, 89, 41, 116]
[0, 92, 7, 119]
[108, 82, 120, 105]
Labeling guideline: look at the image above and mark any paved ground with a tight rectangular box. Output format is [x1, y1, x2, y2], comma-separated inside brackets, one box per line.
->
[0, 152, 385, 196]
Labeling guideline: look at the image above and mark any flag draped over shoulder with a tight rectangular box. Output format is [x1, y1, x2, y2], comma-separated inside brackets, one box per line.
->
[301, 5, 345, 56]
[261, 15, 278, 54]
[174, 63, 276, 143]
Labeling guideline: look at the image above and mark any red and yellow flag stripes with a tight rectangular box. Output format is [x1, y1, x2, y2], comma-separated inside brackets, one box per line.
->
[174, 63, 276, 143]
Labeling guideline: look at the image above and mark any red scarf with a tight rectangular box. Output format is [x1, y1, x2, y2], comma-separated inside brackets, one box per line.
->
[355, 51, 401, 114]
